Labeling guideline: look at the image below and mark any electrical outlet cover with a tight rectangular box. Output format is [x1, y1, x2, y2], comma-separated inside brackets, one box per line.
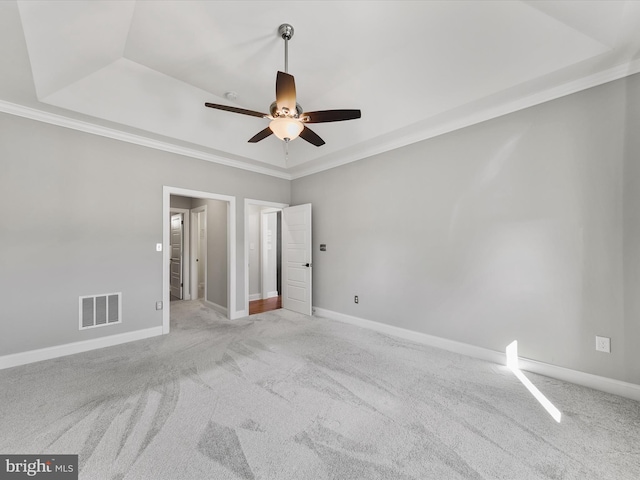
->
[595, 335, 611, 353]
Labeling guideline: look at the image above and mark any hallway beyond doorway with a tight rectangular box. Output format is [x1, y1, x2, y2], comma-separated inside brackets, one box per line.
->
[249, 295, 281, 315]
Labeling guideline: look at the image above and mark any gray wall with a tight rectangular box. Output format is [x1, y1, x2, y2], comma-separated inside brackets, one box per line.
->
[622, 74, 640, 384]
[170, 195, 193, 210]
[192, 198, 228, 308]
[292, 74, 640, 385]
[0, 112, 289, 356]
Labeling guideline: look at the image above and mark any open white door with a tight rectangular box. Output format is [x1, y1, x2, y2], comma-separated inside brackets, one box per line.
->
[282, 204, 312, 315]
[170, 213, 183, 299]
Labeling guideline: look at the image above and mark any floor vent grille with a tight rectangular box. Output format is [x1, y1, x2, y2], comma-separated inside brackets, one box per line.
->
[79, 293, 122, 330]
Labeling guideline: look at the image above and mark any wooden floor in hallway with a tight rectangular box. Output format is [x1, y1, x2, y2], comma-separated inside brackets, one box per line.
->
[249, 296, 282, 315]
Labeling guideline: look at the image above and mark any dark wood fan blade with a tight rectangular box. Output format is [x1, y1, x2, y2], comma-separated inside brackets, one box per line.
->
[205, 103, 267, 118]
[248, 127, 273, 143]
[276, 71, 296, 113]
[301, 109, 361, 123]
[299, 126, 325, 147]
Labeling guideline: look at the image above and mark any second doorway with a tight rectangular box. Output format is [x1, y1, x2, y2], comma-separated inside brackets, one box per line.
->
[248, 204, 282, 314]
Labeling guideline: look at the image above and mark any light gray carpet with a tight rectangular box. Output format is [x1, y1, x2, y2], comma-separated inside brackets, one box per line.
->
[0, 300, 639, 479]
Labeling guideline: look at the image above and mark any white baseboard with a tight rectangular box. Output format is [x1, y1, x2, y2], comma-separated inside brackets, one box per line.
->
[204, 299, 228, 316]
[314, 307, 640, 402]
[249, 292, 278, 301]
[233, 309, 248, 319]
[0, 326, 164, 370]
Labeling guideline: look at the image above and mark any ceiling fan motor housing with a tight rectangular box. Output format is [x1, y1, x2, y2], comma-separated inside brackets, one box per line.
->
[270, 101, 303, 118]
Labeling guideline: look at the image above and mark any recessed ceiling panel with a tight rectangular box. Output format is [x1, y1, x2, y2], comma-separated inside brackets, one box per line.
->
[18, 0, 135, 99]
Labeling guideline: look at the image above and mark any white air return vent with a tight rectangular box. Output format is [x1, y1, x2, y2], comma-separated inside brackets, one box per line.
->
[79, 292, 122, 330]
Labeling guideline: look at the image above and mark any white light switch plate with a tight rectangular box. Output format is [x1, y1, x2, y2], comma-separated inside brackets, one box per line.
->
[156, 243, 162, 252]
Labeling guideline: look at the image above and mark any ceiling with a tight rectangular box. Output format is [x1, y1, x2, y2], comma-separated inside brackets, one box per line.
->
[2, 1, 640, 179]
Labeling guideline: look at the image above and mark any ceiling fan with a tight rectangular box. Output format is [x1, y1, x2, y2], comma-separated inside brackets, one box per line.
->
[204, 24, 361, 147]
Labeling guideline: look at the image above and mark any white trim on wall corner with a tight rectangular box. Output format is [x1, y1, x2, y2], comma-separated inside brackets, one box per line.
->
[0, 327, 163, 370]
[313, 307, 640, 402]
[204, 300, 228, 316]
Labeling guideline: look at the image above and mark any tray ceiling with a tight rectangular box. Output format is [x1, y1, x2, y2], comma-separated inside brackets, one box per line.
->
[3, 1, 640, 178]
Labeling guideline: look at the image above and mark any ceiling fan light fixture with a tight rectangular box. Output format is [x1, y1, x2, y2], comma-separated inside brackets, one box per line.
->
[204, 23, 360, 149]
[269, 117, 303, 141]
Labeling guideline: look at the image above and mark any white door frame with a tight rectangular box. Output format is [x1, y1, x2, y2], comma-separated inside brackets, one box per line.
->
[169, 207, 190, 300]
[163, 186, 237, 334]
[244, 198, 288, 315]
[190, 205, 207, 302]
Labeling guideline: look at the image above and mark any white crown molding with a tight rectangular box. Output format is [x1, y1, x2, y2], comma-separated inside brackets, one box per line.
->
[0, 99, 291, 180]
[0, 326, 164, 370]
[314, 307, 640, 402]
[3, 57, 640, 182]
[291, 58, 640, 180]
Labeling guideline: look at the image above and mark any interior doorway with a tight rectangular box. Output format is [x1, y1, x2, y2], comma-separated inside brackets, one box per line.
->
[169, 198, 225, 313]
[163, 187, 237, 334]
[244, 199, 313, 317]
[245, 199, 288, 315]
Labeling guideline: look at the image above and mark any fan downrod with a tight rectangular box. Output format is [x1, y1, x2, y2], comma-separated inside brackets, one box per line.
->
[279, 24, 294, 73]
[203, 22, 360, 149]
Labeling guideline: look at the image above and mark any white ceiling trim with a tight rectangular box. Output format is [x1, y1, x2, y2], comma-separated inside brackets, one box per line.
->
[2, 54, 639, 183]
[291, 57, 640, 179]
[0, 99, 291, 180]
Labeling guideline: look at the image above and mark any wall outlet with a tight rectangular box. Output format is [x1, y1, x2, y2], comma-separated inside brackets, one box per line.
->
[595, 335, 611, 353]
[156, 301, 163, 311]
[354, 295, 359, 304]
